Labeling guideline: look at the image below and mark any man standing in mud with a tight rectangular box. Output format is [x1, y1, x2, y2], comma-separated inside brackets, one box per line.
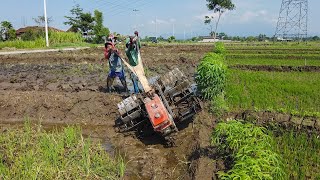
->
[125, 31, 141, 94]
[104, 35, 128, 92]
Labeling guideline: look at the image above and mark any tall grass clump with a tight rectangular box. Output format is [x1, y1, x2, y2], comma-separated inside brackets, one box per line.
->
[0, 122, 122, 179]
[212, 120, 286, 179]
[214, 42, 226, 55]
[196, 52, 227, 99]
[49, 32, 84, 44]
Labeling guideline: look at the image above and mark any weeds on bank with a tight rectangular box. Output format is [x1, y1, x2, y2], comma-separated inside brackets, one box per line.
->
[0, 121, 122, 179]
[212, 120, 286, 179]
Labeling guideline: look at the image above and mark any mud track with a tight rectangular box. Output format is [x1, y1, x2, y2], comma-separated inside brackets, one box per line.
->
[0, 45, 219, 179]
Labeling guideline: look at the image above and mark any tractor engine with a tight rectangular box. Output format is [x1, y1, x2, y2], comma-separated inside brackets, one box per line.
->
[115, 68, 202, 145]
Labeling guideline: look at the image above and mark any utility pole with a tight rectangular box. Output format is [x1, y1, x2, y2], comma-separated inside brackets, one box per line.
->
[274, 0, 308, 41]
[172, 23, 175, 37]
[155, 17, 158, 37]
[43, 0, 49, 47]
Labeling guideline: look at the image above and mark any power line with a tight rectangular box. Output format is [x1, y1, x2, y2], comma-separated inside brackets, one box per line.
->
[109, 0, 153, 17]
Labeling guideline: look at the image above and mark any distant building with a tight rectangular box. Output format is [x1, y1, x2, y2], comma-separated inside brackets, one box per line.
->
[198, 36, 232, 43]
[198, 36, 219, 43]
[16, 26, 64, 38]
[276, 37, 293, 42]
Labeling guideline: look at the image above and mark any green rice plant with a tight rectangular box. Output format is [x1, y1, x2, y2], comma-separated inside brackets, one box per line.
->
[226, 69, 320, 116]
[273, 129, 320, 179]
[225, 58, 320, 67]
[212, 120, 286, 179]
[0, 123, 121, 179]
[214, 42, 226, 55]
[209, 92, 229, 117]
[227, 53, 320, 60]
[117, 155, 126, 177]
[196, 52, 227, 99]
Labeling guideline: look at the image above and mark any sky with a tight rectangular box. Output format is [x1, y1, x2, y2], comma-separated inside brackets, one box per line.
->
[0, 0, 319, 39]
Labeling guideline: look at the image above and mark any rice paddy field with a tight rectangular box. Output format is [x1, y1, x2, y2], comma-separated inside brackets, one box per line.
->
[1, 42, 320, 179]
[225, 42, 320, 117]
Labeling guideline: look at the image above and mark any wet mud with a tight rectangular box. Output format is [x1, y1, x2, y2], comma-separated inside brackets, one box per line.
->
[0, 45, 218, 179]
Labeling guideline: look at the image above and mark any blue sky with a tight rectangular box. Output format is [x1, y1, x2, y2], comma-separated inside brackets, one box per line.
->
[1, 0, 319, 38]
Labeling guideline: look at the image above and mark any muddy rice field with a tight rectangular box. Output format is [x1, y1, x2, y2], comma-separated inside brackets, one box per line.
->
[0, 44, 224, 179]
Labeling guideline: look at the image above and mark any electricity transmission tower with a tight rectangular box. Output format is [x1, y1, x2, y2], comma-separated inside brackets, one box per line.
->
[274, 0, 308, 41]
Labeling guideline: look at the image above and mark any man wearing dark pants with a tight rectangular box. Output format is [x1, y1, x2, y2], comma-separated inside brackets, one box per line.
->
[104, 36, 127, 92]
[125, 31, 141, 93]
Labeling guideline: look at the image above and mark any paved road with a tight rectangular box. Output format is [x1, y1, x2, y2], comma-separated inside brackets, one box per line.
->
[0, 47, 90, 55]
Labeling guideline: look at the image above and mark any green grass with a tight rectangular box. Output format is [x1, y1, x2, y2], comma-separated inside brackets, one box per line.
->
[225, 41, 320, 49]
[212, 120, 286, 179]
[0, 121, 122, 179]
[226, 69, 320, 116]
[226, 58, 320, 66]
[227, 49, 320, 55]
[0, 32, 85, 49]
[226, 54, 320, 60]
[273, 129, 320, 179]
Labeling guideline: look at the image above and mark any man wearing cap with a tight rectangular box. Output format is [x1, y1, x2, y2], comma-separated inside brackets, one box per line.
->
[125, 31, 141, 93]
[104, 35, 127, 92]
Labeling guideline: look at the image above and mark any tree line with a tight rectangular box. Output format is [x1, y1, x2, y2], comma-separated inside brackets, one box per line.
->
[0, 4, 110, 44]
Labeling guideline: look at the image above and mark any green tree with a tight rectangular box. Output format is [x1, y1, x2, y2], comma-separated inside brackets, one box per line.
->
[257, 34, 267, 41]
[0, 21, 15, 41]
[93, 10, 110, 43]
[205, 0, 235, 41]
[64, 4, 94, 35]
[168, 36, 176, 43]
[33, 16, 53, 27]
[246, 36, 257, 42]
[204, 16, 214, 37]
[313, 36, 319, 41]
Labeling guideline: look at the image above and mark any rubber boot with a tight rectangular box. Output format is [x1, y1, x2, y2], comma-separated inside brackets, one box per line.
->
[132, 78, 139, 94]
[120, 78, 128, 93]
[106, 77, 114, 92]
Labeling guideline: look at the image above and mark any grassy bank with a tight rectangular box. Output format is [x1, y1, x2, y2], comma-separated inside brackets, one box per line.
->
[0, 32, 86, 49]
[226, 69, 320, 116]
[0, 121, 123, 179]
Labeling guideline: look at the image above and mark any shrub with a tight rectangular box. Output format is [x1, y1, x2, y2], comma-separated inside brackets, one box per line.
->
[214, 42, 226, 55]
[196, 52, 227, 99]
[212, 120, 286, 179]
